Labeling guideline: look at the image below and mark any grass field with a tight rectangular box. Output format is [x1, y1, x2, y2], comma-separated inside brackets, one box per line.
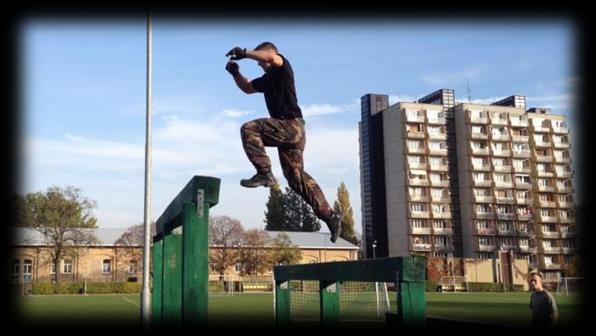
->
[14, 292, 582, 328]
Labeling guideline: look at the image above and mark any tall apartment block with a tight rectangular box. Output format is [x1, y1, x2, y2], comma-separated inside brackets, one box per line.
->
[359, 90, 576, 282]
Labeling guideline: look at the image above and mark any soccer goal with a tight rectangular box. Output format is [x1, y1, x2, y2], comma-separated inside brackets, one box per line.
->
[556, 277, 585, 296]
[274, 256, 426, 327]
[438, 276, 468, 292]
[208, 274, 235, 296]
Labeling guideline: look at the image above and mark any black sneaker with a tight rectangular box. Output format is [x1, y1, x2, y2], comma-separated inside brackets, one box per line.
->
[327, 210, 344, 243]
[240, 173, 277, 188]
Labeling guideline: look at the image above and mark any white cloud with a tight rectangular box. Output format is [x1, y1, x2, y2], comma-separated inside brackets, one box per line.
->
[221, 109, 254, 118]
[300, 101, 359, 117]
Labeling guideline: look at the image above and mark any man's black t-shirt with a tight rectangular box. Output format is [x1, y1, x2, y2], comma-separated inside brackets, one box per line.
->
[250, 54, 303, 120]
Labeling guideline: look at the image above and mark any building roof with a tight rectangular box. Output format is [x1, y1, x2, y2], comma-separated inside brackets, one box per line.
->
[11, 228, 359, 250]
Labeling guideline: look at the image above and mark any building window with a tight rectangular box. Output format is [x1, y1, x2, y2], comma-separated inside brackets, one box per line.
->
[11, 260, 19, 283]
[50, 262, 56, 275]
[476, 221, 489, 229]
[234, 263, 241, 273]
[102, 259, 112, 274]
[63, 260, 73, 274]
[129, 261, 137, 274]
[23, 260, 33, 283]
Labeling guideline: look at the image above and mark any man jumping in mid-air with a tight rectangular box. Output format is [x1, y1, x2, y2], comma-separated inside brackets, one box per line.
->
[225, 42, 343, 243]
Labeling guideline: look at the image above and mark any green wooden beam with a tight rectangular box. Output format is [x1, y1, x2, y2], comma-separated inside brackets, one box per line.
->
[275, 280, 291, 326]
[162, 231, 183, 325]
[156, 176, 220, 235]
[397, 281, 426, 328]
[319, 280, 339, 326]
[182, 202, 208, 325]
[274, 256, 425, 283]
[151, 240, 163, 327]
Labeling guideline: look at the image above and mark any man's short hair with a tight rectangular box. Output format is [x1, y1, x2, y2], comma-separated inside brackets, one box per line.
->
[255, 42, 278, 52]
[529, 270, 543, 278]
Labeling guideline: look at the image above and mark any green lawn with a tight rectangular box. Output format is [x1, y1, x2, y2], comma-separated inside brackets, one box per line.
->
[15, 292, 582, 328]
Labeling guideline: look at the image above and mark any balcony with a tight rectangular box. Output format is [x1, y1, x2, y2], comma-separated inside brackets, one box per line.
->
[429, 148, 448, 156]
[537, 185, 556, 192]
[538, 215, 558, 223]
[430, 180, 450, 187]
[554, 156, 571, 164]
[477, 245, 496, 252]
[553, 141, 569, 149]
[491, 118, 508, 126]
[475, 212, 495, 220]
[470, 132, 489, 140]
[469, 114, 489, 124]
[474, 195, 494, 203]
[537, 170, 555, 178]
[516, 198, 532, 205]
[514, 166, 531, 174]
[408, 162, 428, 170]
[428, 132, 447, 140]
[532, 124, 550, 132]
[555, 170, 572, 178]
[500, 245, 519, 251]
[433, 212, 452, 219]
[552, 126, 569, 134]
[557, 200, 573, 208]
[473, 180, 493, 187]
[495, 196, 515, 204]
[427, 117, 446, 125]
[491, 134, 510, 141]
[409, 179, 430, 186]
[497, 228, 517, 236]
[511, 135, 529, 142]
[406, 114, 426, 123]
[557, 186, 573, 194]
[496, 213, 516, 220]
[412, 243, 432, 252]
[432, 196, 451, 203]
[541, 231, 560, 238]
[471, 147, 490, 156]
[516, 229, 535, 237]
[535, 155, 554, 163]
[407, 147, 426, 155]
[434, 228, 454, 235]
[519, 246, 537, 253]
[515, 181, 532, 189]
[476, 228, 497, 236]
[562, 247, 576, 254]
[517, 214, 534, 221]
[510, 119, 528, 127]
[494, 165, 513, 173]
[406, 131, 426, 139]
[533, 141, 551, 148]
[409, 195, 430, 202]
[542, 246, 561, 254]
[492, 149, 511, 157]
[559, 217, 574, 224]
[539, 200, 557, 208]
[410, 211, 431, 219]
[494, 181, 514, 189]
[472, 164, 492, 172]
[543, 263, 561, 270]
[429, 164, 449, 172]
[411, 227, 432, 235]
[560, 230, 576, 238]
[512, 151, 531, 158]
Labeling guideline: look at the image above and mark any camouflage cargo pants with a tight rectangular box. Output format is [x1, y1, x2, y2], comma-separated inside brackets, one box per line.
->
[240, 117, 333, 222]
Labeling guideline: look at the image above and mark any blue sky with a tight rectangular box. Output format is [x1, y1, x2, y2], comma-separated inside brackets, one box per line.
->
[20, 17, 580, 232]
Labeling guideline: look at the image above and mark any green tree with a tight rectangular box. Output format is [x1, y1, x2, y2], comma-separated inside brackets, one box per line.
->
[333, 182, 358, 245]
[19, 186, 99, 283]
[564, 255, 582, 277]
[269, 232, 302, 266]
[282, 188, 303, 231]
[300, 198, 321, 232]
[264, 184, 285, 231]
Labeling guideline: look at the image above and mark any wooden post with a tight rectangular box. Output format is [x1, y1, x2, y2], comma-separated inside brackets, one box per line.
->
[275, 280, 291, 326]
[162, 230, 183, 324]
[319, 280, 340, 326]
[151, 237, 163, 327]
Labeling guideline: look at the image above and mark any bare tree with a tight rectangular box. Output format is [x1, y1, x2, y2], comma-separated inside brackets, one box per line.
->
[115, 222, 156, 279]
[20, 186, 98, 283]
[238, 229, 271, 276]
[269, 232, 302, 266]
[209, 215, 244, 277]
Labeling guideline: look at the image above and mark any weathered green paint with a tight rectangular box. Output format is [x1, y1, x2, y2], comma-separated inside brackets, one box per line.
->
[274, 256, 426, 283]
[156, 176, 221, 235]
[275, 280, 291, 326]
[182, 202, 208, 324]
[162, 231, 183, 324]
[319, 281, 339, 326]
[397, 281, 426, 328]
[151, 240, 163, 326]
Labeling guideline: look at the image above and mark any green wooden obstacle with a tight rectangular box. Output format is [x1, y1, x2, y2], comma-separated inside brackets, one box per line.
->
[151, 176, 220, 326]
[274, 256, 426, 328]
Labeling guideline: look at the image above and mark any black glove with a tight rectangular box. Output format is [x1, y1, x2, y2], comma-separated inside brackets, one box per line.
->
[225, 61, 240, 76]
[226, 47, 247, 60]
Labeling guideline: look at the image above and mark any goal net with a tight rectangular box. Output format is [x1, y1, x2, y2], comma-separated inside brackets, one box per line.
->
[438, 276, 468, 292]
[287, 280, 393, 322]
[556, 277, 585, 296]
[208, 274, 235, 296]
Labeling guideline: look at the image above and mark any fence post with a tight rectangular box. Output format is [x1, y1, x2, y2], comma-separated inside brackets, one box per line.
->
[319, 280, 340, 326]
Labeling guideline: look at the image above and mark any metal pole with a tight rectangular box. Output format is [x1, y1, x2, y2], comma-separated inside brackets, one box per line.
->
[141, 12, 153, 327]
